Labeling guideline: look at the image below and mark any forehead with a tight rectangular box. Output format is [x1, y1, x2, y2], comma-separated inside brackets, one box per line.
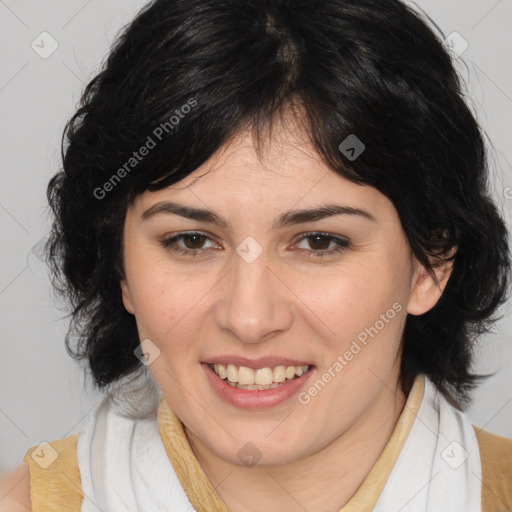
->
[133, 123, 394, 224]
[174, 119, 326, 186]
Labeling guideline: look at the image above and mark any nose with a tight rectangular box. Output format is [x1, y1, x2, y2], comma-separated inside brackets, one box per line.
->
[214, 248, 293, 344]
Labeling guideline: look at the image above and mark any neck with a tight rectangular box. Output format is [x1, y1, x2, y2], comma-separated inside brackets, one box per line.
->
[185, 372, 408, 512]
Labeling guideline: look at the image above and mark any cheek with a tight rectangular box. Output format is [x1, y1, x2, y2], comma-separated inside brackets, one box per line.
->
[135, 278, 202, 339]
[298, 265, 399, 334]
[293, 259, 409, 367]
[125, 251, 207, 345]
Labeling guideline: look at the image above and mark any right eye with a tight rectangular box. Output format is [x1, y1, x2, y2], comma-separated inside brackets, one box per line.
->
[160, 231, 220, 257]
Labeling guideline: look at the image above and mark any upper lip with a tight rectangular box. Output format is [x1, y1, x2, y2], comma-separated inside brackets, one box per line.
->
[202, 355, 314, 369]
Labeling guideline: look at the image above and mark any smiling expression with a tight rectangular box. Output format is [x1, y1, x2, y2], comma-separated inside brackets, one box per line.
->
[120, 118, 447, 467]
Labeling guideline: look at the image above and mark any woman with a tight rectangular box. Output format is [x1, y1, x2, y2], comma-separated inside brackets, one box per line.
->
[1, 0, 511, 510]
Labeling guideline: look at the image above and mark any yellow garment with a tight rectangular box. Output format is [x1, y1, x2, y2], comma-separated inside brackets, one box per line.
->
[23, 375, 512, 511]
[474, 426, 512, 512]
[23, 433, 83, 512]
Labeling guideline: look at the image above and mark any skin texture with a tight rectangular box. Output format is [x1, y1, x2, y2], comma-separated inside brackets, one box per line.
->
[119, 116, 454, 511]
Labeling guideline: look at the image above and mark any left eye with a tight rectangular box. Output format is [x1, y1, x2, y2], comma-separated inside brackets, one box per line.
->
[295, 233, 350, 257]
[160, 231, 349, 258]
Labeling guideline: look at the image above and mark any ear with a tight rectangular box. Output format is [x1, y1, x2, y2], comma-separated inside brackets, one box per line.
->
[121, 279, 135, 315]
[406, 248, 456, 316]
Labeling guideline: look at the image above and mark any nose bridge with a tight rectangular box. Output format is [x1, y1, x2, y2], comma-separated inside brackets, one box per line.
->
[214, 245, 293, 343]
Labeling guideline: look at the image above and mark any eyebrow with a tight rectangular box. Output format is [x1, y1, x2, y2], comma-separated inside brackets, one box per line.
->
[141, 201, 376, 229]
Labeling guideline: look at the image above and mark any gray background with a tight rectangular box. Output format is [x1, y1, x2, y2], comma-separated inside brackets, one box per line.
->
[0, 0, 511, 472]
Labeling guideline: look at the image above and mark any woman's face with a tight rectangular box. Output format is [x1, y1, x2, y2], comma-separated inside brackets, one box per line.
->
[121, 121, 443, 467]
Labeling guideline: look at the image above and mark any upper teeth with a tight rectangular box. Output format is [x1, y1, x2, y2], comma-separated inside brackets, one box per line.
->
[211, 364, 309, 385]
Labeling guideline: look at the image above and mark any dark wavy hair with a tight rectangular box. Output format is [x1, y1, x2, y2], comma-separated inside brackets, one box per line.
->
[47, 0, 511, 407]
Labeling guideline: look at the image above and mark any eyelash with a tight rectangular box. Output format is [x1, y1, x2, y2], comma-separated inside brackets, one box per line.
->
[160, 231, 350, 258]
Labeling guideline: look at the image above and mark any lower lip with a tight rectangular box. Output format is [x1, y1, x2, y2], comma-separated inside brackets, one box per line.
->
[202, 363, 315, 409]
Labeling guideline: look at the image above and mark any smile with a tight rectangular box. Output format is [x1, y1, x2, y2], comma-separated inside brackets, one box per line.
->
[209, 363, 310, 390]
[203, 361, 316, 409]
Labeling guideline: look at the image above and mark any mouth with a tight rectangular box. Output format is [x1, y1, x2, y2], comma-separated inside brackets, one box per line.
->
[208, 363, 311, 391]
[202, 356, 316, 409]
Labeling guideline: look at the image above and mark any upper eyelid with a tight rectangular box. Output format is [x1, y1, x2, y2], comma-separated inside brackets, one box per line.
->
[162, 231, 348, 246]
[163, 230, 219, 243]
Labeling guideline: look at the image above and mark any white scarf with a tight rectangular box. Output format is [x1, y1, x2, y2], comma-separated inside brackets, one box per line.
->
[373, 377, 482, 511]
[77, 374, 482, 512]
